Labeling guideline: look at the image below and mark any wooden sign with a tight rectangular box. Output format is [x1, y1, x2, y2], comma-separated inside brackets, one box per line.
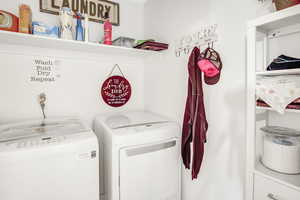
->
[101, 75, 131, 107]
[40, 0, 120, 26]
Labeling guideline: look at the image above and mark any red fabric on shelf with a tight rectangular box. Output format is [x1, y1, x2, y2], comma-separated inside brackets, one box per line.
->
[256, 100, 300, 110]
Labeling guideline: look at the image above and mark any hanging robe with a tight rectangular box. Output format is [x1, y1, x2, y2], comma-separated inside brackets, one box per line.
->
[182, 47, 208, 179]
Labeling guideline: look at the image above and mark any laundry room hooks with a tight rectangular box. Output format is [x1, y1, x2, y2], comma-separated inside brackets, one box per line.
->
[175, 24, 218, 57]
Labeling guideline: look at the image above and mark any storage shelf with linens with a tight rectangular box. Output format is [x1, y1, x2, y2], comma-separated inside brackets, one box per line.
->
[247, 5, 300, 200]
[256, 68, 300, 76]
[256, 98, 300, 113]
[256, 106, 300, 113]
[255, 75, 300, 114]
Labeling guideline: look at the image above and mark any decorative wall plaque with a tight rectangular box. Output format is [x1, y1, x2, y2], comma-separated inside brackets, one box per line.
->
[30, 57, 61, 83]
[40, 0, 120, 26]
[101, 65, 131, 107]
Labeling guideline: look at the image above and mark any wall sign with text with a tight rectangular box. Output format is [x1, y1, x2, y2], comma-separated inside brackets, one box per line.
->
[30, 57, 61, 83]
[101, 75, 131, 107]
[40, 0, 120, 26]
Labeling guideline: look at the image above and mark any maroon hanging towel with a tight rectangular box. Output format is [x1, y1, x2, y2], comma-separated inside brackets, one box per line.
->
[182, 47, 208, 179]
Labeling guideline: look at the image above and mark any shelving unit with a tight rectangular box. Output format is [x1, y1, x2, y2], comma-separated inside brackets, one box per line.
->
[0, 30, 159, 57]
[254, 161, 300, 192]
[248, 4, 300, 31]
[247, 4, 300, 200]
[256, 68, 300, 76]
[256, 106, 300, 113]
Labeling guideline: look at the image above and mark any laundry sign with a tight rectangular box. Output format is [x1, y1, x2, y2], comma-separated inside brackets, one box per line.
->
[40, 0, 120, 25]
[101, 64, 131, 107]
[30, 57, 61, 83]
[101, 75, 131, 107]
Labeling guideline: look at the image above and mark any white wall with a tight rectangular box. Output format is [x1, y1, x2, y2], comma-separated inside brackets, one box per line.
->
[144, 1, 266, 200]
[0, 0, 146, 125]
[1, 0, 145, 42]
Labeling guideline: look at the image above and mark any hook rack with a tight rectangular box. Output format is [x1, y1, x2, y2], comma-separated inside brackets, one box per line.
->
[174, 24, 218, 57]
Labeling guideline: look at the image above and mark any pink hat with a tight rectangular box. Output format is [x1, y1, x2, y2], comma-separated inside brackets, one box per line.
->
[198, 47, 222, 85]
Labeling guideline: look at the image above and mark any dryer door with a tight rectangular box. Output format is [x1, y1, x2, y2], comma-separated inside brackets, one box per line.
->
[119, 138, 180, 200]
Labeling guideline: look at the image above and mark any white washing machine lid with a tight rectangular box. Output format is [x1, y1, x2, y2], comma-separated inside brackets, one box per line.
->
[95, 111, 179, 147]
[104, 111, 169, 129]
[0, 118, 89, 142]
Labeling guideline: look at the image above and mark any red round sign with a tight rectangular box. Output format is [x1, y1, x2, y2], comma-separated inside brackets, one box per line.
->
[101, 75, 131, 107]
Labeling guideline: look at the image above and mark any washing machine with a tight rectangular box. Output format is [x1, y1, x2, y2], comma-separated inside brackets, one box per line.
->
[94, 111, 181, 200]
[0, 118, 99, 200]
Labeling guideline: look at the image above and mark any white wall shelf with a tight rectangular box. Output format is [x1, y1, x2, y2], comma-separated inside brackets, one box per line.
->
[255, 161, 300, 192]
[256, 69, 300, 76]
[0, 30, 159, 57]
[256, 106, 300, 113]
[248, 4, 300, 32]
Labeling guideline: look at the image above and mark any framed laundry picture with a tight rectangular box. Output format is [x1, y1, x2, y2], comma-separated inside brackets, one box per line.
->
[40, 0, 120, 26]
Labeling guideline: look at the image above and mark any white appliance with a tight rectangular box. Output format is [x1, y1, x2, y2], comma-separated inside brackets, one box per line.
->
[261, 126, 300, 174]
[94, 111, 181, 200]
[0, 118, 99, 200]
